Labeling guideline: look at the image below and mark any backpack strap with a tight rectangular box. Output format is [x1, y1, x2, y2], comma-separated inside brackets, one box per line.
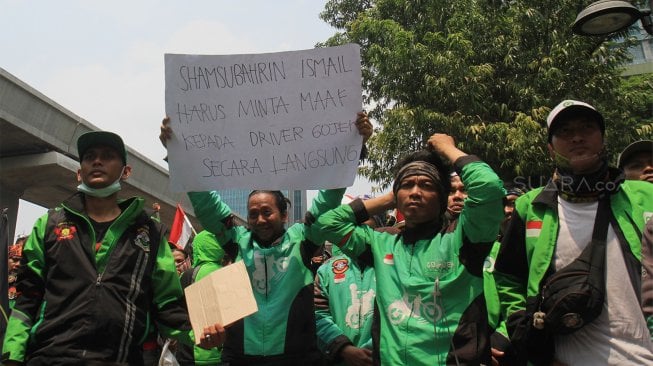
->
[191, 265, 201, 283]
[180, 265, 202, 288]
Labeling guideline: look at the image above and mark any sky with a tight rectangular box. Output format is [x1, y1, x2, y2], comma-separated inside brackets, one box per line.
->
[2, 0, 381, 239]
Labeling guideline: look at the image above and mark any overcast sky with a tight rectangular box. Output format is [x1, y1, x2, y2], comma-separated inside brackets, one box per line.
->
[3, 0, 380, 238]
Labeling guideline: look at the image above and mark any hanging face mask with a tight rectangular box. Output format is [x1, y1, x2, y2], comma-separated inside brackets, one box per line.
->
[77, 167, 125, 198]
[553, 147, 606, 175]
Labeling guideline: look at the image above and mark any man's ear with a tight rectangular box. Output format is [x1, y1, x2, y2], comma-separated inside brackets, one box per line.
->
[77, 169, 82, 183]
[121, 165, 132, 180]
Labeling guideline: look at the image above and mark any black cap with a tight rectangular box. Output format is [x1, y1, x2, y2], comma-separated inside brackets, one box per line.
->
[618, 140, 653, 168]
[77, 131, 127, 165]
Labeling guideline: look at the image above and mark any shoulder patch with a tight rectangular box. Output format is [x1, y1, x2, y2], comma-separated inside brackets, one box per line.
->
[332, 258, 349, 283]
[54, 222, 77, 241]
[134, 225, 151, 252]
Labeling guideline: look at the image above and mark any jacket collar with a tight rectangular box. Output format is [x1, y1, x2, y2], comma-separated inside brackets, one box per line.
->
[532, 167, 625, 208]
[401, 220, 440, 244]
[61, 192, 142, 219]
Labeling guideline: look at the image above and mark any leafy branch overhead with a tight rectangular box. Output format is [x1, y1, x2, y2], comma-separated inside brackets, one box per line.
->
[318, 0, 653, 189]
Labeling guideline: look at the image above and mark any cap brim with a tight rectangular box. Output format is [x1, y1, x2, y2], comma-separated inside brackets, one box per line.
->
[618, 140, 653, 168]
[548, 106, 605, 141]
[77, 131, 126, 164]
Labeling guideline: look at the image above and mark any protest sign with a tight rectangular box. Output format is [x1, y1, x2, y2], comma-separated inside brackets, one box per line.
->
[164, 44, 362, 191]
[184, 261, 257, 345]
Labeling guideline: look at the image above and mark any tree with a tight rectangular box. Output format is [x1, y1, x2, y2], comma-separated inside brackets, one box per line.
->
[318, 0, 653, 188]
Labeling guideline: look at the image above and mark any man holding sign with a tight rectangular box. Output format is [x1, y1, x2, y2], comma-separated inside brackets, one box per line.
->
[160, 44, 370, 366]
[160, 108, 372, 365]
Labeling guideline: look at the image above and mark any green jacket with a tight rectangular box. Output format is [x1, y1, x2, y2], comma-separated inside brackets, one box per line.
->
[314, 157, 505, 365]
[188, 188, 345, 365]
[314, 248, 375, 365]
[494, 178, 653, 342]
[484, 242, 504, 333]
[2, 194, 192, 365]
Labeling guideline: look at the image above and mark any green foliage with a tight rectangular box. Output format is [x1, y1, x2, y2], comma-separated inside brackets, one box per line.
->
[319, 0, 653, 188]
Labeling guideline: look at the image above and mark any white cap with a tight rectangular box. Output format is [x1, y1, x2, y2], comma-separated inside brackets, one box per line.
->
[546, 100, 604, 141]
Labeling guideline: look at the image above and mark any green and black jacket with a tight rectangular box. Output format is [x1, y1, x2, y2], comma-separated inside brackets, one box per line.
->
[494, 177, 653, 362]
[2, 193, 192, 366]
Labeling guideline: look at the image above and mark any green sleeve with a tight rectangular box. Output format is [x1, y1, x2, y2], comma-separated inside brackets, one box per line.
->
[314, 263, 347, 352]
[493, 194, 533, 325]
[314, 203, 375, 259]
[457, 160, 505, 244]
[308, 188, 347, 218]
[305, 188, 346, 246]
[152, 231, 194, 346]
[494, 271, 528, 327]
[484, 241, 510, 338]
[2, 214, 49, 362]
[188, 191, 233, 236]
[484, 242, 503, 330]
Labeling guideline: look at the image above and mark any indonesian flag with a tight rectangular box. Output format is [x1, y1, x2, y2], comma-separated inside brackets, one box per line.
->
[169, 204, 194, 249]
[526, 221, 542, 238]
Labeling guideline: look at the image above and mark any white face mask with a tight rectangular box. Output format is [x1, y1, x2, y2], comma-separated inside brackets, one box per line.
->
[77, 167, 124, 198]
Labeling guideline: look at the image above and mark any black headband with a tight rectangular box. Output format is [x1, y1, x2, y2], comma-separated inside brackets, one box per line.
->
[392, 161, 442, 194]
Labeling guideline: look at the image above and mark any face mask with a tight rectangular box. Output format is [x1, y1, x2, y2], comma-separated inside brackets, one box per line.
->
[77, 167, 124, 198]
[553, 148, 605, 175]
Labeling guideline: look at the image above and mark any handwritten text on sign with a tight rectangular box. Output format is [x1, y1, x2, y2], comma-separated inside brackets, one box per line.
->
[164, 44, 362, 191]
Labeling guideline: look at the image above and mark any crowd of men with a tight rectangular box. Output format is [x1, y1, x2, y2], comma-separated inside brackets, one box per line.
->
[2, 99, 652, 365]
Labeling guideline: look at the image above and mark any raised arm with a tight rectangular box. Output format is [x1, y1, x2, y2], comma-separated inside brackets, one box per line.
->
[304, 111, 374, 244]
[428, 133, 504, 243]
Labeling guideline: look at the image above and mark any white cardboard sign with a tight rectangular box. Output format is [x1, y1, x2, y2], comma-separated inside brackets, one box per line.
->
[165, 44, 362, 191]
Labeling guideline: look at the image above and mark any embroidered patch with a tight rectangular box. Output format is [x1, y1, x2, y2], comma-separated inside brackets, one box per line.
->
[134, 226, 151, 252]
[526, 221, 542, 237]
[54, 223, 77, 241]
[332, 258, 349, 283]
[383, 253, 394, 265]
[483, 256, 496, 273]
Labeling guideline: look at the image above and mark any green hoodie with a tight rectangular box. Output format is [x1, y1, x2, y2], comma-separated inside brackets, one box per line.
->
[176, 230, 227, 365]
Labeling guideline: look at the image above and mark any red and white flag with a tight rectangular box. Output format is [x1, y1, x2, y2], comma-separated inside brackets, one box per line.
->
[169, 204, 195, 249]
[526, 221, 542, 238]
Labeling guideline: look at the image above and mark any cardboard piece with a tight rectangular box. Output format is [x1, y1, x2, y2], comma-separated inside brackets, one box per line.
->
[184, 260, 258, 344]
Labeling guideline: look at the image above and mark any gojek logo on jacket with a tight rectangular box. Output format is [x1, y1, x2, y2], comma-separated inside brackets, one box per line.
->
[251, 252, 290, 294]
[387, 292, 441, 325]
[345, 284, 375, 329]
